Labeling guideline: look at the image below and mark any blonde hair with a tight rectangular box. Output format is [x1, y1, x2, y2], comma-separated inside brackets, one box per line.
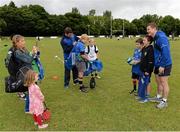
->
[80, 34, 89, 44]
[24, 70, 38, 87]
[12, 34, 24, 48]
[89, 38, 95, 44]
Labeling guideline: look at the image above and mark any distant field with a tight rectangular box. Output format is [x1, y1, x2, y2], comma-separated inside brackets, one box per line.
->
[0, 37, 180, 131]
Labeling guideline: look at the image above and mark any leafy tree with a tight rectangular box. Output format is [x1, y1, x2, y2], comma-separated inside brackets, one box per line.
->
[89, 9, 96, 16]
[72, 7, 80, 14]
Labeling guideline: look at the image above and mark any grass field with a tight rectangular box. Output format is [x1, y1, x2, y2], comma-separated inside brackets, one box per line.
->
[0, 37, 180, 131]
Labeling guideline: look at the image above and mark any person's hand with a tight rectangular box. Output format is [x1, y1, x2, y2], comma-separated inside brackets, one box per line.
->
[159, 67, 165, 74]
[32, 46, 37, 54]
[144, 72, 149, 75]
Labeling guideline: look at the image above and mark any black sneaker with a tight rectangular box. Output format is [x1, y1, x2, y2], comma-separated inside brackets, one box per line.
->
[80, 86, 88, 93]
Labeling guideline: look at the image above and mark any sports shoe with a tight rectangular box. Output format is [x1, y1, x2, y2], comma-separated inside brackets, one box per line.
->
[64, 85, 69, 89]
[73, 79, 79, 85]
[34, 122, 38, 125]
[149, 96, 162, 103]
[156, 101, 168, 109]
[139, 98, 149, 103]
[18, 92, 26, 101]
[95, 75, 101, 79]
[80, 86, 88, 93]
[135, 96, 141, 100]
[38, 124, 48, 129]
[25, 111, 31, 114]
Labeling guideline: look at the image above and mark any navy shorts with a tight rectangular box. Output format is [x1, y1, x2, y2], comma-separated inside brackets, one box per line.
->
[132, 73, 139, 79]
[154, 65, 172, 76]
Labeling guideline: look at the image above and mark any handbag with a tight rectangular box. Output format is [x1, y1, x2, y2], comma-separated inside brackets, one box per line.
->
[42, 102, 51, 121]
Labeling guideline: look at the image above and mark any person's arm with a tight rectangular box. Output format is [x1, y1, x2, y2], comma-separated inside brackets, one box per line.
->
[95, 45, 99, 59]
[159, 37, 171, 68]
[35, 85, 44, 101]
[15, 50, 33, 64]
[80, 52, 89, 61]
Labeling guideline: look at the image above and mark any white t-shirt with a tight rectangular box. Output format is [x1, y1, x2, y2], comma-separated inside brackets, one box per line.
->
[85, 45, 98, 61]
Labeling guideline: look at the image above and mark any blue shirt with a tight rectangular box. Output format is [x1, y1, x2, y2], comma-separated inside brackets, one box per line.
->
[60, 34, 79, 59]
[73, 41, 85, 62]
[132, 48, 141, 75]
[154, 31, 172, 67]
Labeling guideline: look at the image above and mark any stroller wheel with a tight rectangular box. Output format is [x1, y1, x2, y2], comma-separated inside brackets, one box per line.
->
[90, 77, 96, 89]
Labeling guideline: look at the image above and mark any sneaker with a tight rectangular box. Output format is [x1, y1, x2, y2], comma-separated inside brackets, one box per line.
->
[73, 79, 79, 85]
[139, 98, 149, 103]
[73, 82, 78, 86]
[149, 96, 162, 103]
[80, 86, 88, 93]
[135, 96, 141, 100]
[34, 122, 38, 125]
[129, 89, 136, 94]
[96, 75, 101, 79]
[64, 85, 69, 89]
[156, 101, 168, 109]
[38, 124, 48, 129]
[25, 111, 31, 114]
[134, 91, 138, 96]
[18, 92, 26, 100]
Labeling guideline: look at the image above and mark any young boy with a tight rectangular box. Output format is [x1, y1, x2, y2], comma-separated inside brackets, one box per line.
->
[85, 39, 101, 78]
[129, 38, 144, 94]
[138, 35, 154, 103]
[74, 34, 90, 93]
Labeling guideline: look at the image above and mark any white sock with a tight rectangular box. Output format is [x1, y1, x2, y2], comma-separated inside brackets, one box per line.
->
[162, 98, 167, 102]
[157, 94, 162, 99]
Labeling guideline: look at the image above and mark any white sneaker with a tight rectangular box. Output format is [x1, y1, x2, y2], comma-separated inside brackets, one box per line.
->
[96, 75, 101, 79]
[34, 122, 38, 125]
[156, 101, 168, 109]
[149, 96, 162, 103]
[139, 98, 149, 103]
[38, 124, 48, 129]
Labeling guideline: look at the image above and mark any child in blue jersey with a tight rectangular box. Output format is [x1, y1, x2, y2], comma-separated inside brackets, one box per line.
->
[129, 38, 144, 94]
[74, 34, 90, 93]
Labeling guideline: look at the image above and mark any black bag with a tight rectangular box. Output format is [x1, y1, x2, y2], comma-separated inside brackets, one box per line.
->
[5, 47, 19, 77]
[5, 66, 30, 93]
[90, 77, 96, 89]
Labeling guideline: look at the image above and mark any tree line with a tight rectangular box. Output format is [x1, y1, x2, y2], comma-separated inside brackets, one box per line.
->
[1, 1, 180, 36]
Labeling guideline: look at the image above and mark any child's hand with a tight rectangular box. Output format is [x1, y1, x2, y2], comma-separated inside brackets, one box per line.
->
[32, 46, 38, 54]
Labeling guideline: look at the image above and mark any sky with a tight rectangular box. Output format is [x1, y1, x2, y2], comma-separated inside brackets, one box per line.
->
[0, 0, 180, 21]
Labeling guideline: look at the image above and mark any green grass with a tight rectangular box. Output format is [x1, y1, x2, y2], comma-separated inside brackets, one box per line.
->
[0, 37, 180, 131]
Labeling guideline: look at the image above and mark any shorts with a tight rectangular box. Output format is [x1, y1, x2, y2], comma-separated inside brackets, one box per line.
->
[132, 73, 139, 79]
[154, 65, 172, 76]
[76, 61, 86, 73]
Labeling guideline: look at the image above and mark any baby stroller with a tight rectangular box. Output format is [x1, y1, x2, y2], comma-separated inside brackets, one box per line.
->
[84, 60, 103, 89]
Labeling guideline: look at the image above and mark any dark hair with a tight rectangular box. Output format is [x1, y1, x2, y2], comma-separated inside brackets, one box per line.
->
[64, 27, 73, 34]
[135, 38, 143, 45]
[147, 22, 157, 29]
[145, 34, 153, 44]
[10, 33, 15, 41]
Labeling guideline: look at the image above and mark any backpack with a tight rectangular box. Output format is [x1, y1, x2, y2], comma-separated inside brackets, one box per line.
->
[5, 47, 19, 77]
[5, 66, 29, 93]
[86, 45, 97, 54]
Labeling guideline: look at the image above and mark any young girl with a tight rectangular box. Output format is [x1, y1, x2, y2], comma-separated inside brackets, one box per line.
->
[85, 39, 101, 78]
[24, 70, 48, 129]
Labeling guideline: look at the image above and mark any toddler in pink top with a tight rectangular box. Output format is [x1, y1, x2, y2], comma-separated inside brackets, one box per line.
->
[24, 70, 48, 129]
